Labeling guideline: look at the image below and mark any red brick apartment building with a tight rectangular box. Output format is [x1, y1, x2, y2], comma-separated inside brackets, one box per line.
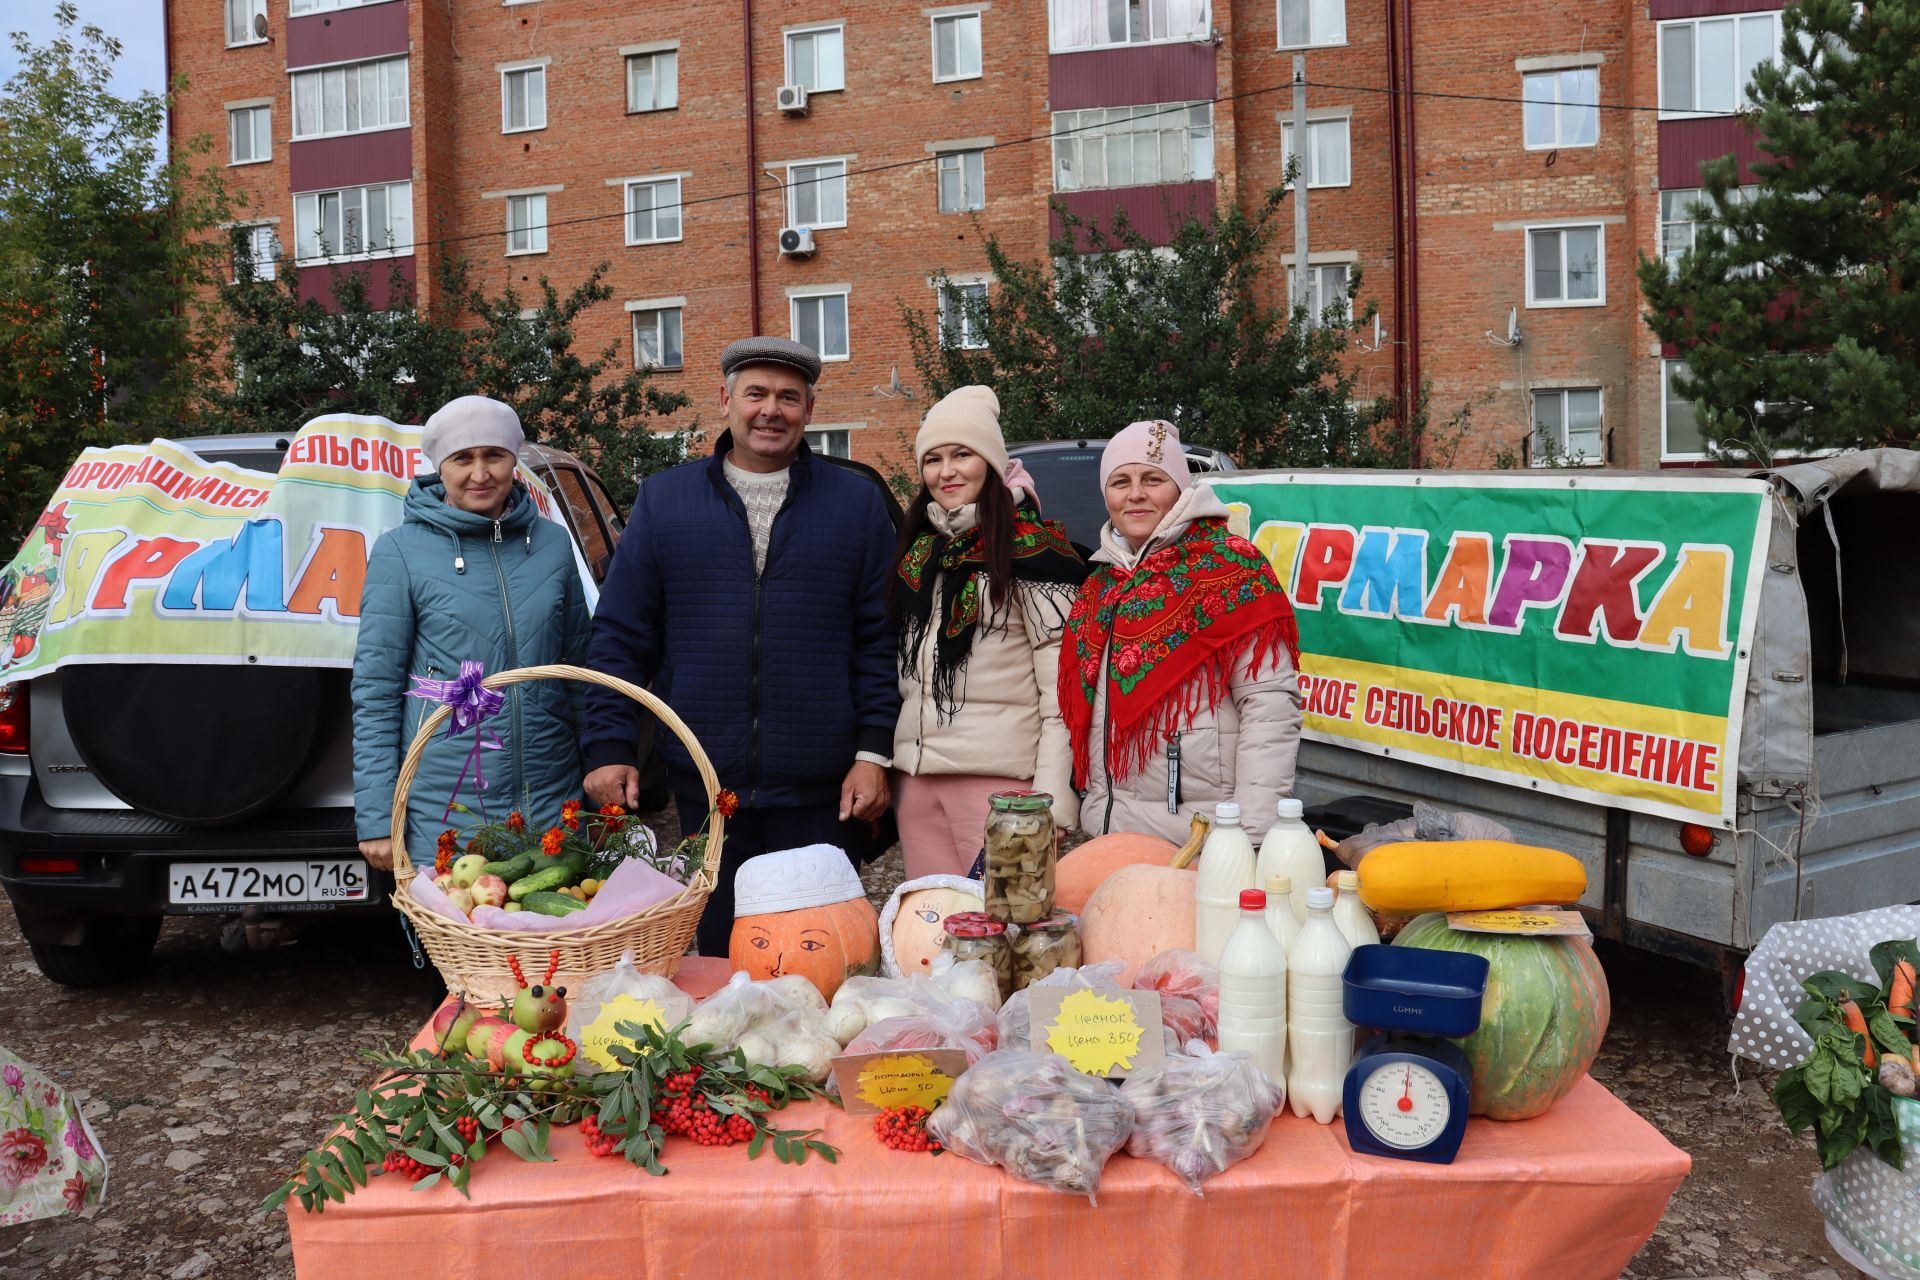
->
[166, 0, 1777, 475]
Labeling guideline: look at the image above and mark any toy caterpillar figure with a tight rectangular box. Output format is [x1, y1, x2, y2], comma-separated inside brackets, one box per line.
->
[507, 952, 578, 1076]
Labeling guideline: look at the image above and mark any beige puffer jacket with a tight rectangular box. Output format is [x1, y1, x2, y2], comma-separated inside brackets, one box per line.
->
[893, 501, 1083, 831]
[1077, 484, 1303, 845]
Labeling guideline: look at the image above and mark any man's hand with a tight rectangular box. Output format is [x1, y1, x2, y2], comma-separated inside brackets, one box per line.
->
[585, 764, 641, 810]
[839, 760, 890, 822]
[358, 838, 394, 871]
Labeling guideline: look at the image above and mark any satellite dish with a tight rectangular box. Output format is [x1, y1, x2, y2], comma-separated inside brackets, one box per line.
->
[872, 366, 916, 400]
[252, 12, 269, 38]
[1506, 306, 1521, 346]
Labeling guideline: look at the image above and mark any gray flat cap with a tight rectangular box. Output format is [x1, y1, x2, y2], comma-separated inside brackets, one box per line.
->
[720, 336, 822, 385]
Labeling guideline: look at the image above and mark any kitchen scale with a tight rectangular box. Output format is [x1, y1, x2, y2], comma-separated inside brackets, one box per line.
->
[1339, 944, 1489, 1164]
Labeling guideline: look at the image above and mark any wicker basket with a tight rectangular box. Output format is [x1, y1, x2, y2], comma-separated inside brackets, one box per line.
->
[389, 663, 724, 1000]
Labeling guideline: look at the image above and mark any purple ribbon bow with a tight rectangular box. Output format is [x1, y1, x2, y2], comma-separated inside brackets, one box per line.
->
[408, 661, 506, 820]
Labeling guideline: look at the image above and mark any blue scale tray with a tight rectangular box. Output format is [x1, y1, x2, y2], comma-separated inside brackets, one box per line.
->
[1341, 943, 1489, 1038]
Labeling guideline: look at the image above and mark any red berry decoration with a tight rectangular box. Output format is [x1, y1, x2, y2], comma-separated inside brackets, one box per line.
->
[874, 1106, 941, 1154]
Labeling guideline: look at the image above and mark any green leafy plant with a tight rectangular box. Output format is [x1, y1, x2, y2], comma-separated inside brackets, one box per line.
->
[1772, 950, 1920, 1171]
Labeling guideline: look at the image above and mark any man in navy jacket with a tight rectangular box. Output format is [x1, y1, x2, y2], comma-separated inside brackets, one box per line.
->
[583, 336, 900, 953]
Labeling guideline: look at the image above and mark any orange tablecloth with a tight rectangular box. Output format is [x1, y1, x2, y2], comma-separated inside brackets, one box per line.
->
[289, 959, 1689, 1280]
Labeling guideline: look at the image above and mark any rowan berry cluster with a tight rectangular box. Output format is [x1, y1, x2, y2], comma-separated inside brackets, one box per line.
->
[453, 1116, 479, 1144]
[874, 1106, 941, 1154]
[382, 1150, 431, 1182]
[580, 1114, 619, 1158]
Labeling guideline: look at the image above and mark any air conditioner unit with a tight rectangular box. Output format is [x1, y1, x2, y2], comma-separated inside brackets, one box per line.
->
[778, 226, 816, 258]
[776, 84, 809, 115]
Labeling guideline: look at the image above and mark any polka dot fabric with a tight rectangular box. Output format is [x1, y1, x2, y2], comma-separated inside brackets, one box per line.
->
[1729, 906, 1920, 1071]
[1814, 1119, 1920, 1280]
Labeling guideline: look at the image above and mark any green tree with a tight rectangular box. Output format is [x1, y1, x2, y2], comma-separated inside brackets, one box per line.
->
[0, 3, 229, 545]
[902, 192, 1436, 468]
[1638, 0, 1920, 458]
[210, 253, 693, 510]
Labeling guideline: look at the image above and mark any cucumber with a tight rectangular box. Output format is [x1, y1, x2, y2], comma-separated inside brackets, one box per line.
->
[509, 865, 571, 900]
[482, 853, 537, 883]
[523, 891, 588, 917]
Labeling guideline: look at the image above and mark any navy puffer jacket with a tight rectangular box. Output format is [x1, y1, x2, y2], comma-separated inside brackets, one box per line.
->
[582, 435, 898, 808]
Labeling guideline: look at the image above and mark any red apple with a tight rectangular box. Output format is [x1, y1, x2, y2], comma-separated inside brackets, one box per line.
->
[469, 874, 508, 909]
[445, 887, 476, 917]
[430, 1000, 481, 1057]
[464, 1016, 510, 1060]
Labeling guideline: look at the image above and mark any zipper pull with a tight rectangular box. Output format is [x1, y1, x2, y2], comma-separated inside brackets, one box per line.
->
[492, 519, 503, 544]
[1167, 736, 1181, 814]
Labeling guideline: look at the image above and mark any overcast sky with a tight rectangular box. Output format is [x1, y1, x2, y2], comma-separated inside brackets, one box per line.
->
[2, 0, 169, 105]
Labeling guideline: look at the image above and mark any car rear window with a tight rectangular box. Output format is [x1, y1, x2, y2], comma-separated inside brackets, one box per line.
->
[1016, 449, 1108, 552]
[194, 449, 289, 475]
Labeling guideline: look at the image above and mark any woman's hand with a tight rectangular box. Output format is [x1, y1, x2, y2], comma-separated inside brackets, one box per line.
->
[358, 838, 394, 871]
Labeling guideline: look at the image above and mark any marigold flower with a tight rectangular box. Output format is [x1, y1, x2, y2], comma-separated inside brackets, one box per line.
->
[434, 848, 453, 876]
[541, 828, 565, 857]
[715, 790, 740, 818]
[436, 830, 458, 853]
[505, 811, 526, 832]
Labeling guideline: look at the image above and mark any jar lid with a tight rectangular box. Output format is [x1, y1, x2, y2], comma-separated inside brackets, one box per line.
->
[944, 911, 1008, 937]
[1025, 912, 1078, 934]
[988, 789, 1053, 812]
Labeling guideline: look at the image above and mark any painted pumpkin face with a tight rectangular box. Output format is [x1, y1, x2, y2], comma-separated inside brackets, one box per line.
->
[892, 886, 980, 974]
[728, 897, 880, 1001]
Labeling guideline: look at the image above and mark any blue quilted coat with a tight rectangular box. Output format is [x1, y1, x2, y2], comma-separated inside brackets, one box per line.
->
[352, 479, 592, 866]
[582, 434, 899, 808]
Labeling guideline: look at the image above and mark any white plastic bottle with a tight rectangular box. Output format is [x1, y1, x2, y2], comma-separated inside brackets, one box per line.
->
[1264, 873, 1302, 959]
[1287, 887, 1354, 1124]
[1331, 870, 1381, 949]
[1193, 801, 1258, 965]
[1216, 889, 1288, 1093]
[1258, 797, 1325, 924]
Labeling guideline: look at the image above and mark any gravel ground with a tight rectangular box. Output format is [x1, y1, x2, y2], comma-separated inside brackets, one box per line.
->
[0, 835, 1869, 1280]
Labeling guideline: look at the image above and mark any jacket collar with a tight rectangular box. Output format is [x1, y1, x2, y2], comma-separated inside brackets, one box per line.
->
[404, 477, 534, 537]
[707, 429, 814, 495]
[1092, 482, 1231, 571]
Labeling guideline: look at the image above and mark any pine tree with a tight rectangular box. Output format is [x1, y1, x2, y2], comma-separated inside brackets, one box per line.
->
[1638, 0, 1920, 457]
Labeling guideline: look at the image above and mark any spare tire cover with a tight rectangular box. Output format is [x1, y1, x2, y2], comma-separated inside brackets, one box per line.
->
[62, 664, 324, 825]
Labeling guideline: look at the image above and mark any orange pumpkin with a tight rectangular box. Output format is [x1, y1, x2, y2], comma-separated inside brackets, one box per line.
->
[729, 898, 881, 1001]
[1056, 833, 1179, 914]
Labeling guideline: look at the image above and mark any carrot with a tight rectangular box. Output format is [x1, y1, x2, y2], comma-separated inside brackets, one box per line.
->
[1840, 997, 1878, 1069]
[1890, 959, 1917, 1022]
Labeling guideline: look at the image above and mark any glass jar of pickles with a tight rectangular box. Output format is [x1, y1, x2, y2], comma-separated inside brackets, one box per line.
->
[942, 912, 1012, 1003]
[1011, 912, 1081, 992]
[984, 790, 1056, 925]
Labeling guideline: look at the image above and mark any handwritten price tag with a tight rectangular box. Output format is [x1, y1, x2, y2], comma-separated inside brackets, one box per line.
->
[830, 1050, 970, 1115]
[1447, 909, 1591, 938]
[1027, 987, 1165, 1077]
[580, 995, 666, 1070]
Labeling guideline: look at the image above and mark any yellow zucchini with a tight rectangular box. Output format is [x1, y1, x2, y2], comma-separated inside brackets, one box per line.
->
[1354, 840, 1588, 914]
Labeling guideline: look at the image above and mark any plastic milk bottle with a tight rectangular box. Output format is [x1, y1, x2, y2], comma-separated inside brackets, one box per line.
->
[1194, 801, 1258, 965]
[1216, 889, 1288, 1091]
[1331, 870, 1382, 949]
[1287, 887, 1354, 1124]
[1264, 874, 1302, 959]
[1258, 797, 1325, 924]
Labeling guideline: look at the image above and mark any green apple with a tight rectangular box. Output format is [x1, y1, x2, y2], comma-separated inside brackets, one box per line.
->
[450, 854, 488, 888]
[430, 1000, 481, 1057]
[511, 983, 568, 1035]
[464, 1016, 510, 1061]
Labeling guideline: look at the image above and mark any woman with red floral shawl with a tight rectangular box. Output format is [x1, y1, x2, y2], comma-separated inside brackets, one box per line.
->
[1060, 420, 1304, 845]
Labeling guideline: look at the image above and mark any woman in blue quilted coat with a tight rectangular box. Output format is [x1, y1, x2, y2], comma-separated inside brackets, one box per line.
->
[351, 397, 592, 872]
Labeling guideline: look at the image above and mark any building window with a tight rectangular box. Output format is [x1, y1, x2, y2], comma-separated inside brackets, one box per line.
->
[1279, 117, 1351, 188]
[936, 150, 985, 213]
[1661, 361, 1708, 460]
[939, 282, 989, 349]
[1277, 0, 1344, 48]
[1522, 68, 1598, 149]
[933, 12, 983, 82]
[1658, 12, 1781, 116]
[232, 224, 279, 281]
[1052, 102, 1214, 193]
[632, 307, 684, 370]
[290, 57, 408, 140]
[786, 25, 845, 93]
[626, 50, 678, 112]
[806, 428, 852, 458]
[290, 0, 385, 14]
[506, 194, 548, 255]
[1659, 185, 1759, 269]
[292, 181, 413, 264]
[1049, 0, 1213, 51]
[790, 291, 850, 361]
[227, 0, 266, 46]
[624, 177, 684, 245]
[786, 160, 848, 229]
[228, 105, 272, 165]
[502, 65, 547, 133]
[1289, 263, 1350, 327]
[1531, 388, 1604, 464]
[1525, 223, 1604, 307]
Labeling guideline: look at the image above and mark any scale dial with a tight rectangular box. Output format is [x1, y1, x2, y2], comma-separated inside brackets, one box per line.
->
[1353, 1058, 1454, 1150]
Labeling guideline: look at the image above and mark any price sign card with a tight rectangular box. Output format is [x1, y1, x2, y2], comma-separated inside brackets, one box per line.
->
[579, 995, 668, 1072]
[829, 1050, 971, 1115]
[1026, 987, 1165, 1078]
[1447, 908, 1592, 938]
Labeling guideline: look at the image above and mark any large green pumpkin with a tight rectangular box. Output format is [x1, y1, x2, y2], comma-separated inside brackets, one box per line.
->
[1392, 912, 1611, 1120]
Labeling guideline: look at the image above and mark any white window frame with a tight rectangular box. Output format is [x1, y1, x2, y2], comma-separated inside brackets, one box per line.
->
[785, 159, 849, 230]
[1660, 360, 1710, 462]
[936, 149, 986, 213]
[785, 24, 846, 94]
[227, 0, 267, 47]
[291, 180, 414, 266]
[1657, 12, 1783, 119]
[1524, 221, 1606, 309]
[1530, 387, 1606, 466]
[1279, 116, 1352, 189]
[1051, 101, 1215, 194]
[1276, 0, 1345, 50]
[937, 280, 989, 349]
[506, 193, 548, 256]
[1521, 67, 1599, 150]
[289, 56, 409, 141]
[1048, 0, 1215, 53]
[805, 427, 853, 458]
[628, 302, 685, 371]
[231, 223, 280, 282]
[1289, 261, 1351, 327]
[625, 48, 679, 113]
[931, 11, 983, 83]
[622, 176, 685, 245]
[789, 289, 851, 362]
[501, 62, 548, 134]
[1660, 185, 1760, 270]
[228, 105, 272, 166]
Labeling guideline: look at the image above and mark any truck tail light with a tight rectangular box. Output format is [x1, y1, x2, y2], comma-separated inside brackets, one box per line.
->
[21, 857, 79, 874]
[1679, 823, 1716, 858]
[0, 683, 25, 755]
